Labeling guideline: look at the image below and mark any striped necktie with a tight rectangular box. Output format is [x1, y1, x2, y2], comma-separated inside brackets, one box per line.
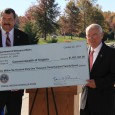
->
[6, 32, 11, 47]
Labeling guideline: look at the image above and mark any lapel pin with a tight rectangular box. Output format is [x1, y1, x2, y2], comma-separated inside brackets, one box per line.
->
[17, 36, 20, 38]
[100, 54, 103, 57]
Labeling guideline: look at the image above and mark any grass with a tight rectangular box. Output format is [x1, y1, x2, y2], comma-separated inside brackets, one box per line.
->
[38, 35, 115, 45]
[105, 39, 115, 43]
[38, 36, 86, 44]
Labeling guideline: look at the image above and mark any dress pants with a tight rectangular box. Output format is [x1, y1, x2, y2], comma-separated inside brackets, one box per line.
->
[0, 91, 23, 115]
[80, 108, 115, 115]
[80, 96, 115, 115]
[80, 101, 115, 115]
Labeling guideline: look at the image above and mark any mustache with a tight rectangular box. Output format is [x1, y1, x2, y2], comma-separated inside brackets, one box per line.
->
[4, 23, 10, 26]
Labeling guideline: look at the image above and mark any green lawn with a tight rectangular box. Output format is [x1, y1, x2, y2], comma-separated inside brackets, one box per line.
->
[38, 35, 115, 45]
[38, 36, 86, 44]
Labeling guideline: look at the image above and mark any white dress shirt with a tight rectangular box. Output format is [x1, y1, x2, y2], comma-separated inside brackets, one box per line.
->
[1, 27, 14, 47]
[90, 42, 102, 65]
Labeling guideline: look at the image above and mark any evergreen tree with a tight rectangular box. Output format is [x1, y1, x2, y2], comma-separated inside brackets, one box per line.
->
[34, 0, 60, 40]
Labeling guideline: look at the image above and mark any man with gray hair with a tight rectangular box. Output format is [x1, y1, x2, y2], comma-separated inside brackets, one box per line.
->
[80, 24, 115, 115]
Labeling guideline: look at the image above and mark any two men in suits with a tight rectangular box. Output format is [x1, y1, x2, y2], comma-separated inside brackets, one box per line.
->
[80, 24, 115, 115]
[0, 8, 30, 115]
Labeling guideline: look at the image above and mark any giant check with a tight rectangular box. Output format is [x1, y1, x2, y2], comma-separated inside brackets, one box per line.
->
[0, 41, 89, 91]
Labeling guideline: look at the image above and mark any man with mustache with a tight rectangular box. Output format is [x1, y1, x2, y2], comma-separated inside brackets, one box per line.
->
[0, 8, 30, 115]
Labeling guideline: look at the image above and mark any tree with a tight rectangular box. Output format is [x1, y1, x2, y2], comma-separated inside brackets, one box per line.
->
[62, 1, 80, 39]
[23, 21, 39, 44]
[58, 15, 68, 37]
[18, 7, 39, 44]
[102, 11, 115, 34]
[89, 5, 104, 26]
[76, 0, 104, 35]
[33, 0, 60, 40]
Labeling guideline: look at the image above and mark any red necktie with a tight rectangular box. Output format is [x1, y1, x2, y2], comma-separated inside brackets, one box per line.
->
[89, 50, 94, 70]
[6, 32, 11, 46]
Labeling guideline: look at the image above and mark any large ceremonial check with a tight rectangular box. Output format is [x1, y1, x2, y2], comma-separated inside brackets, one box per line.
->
[0, 41, 89, 91]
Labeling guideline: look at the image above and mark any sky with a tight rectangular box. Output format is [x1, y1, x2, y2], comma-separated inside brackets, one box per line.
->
[0, 0, 114, 16]
[97, 0, 115, 12]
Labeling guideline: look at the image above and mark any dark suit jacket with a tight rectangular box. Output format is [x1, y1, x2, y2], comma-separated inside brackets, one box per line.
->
[0, 28, 30, 95]
[87, 42, 115, 114]
[0, 28, 29, 46]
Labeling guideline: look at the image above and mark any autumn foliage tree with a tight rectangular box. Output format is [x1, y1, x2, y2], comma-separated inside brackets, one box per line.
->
[59, 15, 68, 37]
[59, 1, 80, 39]
[18, 6, 39, 44]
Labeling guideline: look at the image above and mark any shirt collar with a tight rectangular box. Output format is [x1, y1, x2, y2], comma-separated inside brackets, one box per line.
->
[91, 42, 102, 53]
[1, 27, 14, 36]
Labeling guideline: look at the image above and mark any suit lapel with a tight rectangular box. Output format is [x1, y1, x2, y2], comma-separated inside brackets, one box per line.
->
[13, 29, 17, 46]
[91, 43, 106, 72]
[88, 46, 91, 71]
[14, 29, 20, 46]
